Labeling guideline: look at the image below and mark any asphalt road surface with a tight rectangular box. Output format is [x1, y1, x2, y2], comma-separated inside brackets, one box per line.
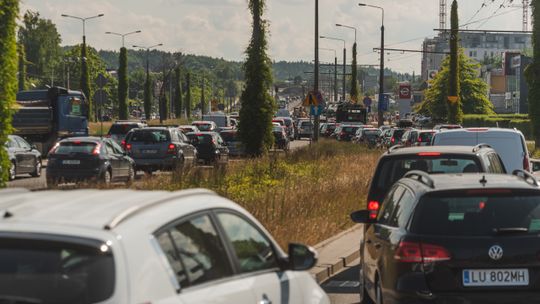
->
[321, 261, 361, 304]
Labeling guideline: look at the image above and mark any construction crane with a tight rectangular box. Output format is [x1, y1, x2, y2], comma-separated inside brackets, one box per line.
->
[440, 0, 447, 30]
[523, 0, 529, 32]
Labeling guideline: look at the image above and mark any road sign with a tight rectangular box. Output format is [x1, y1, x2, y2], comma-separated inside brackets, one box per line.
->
[448, 96, 459, 103]
[399, 84, 412, 99]
[315, 91, 325, 107]
[95, 73, 108, 88]
[303, 92, 318, 106]
[310, 105, 324, 116]
[378, 94, 389, 111]
[93, 89, 108, 106]
[363, 96, 372, 107]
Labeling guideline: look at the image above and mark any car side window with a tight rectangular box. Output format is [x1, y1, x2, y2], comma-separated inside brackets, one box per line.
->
[164, 214, 232, 287]
[216, 212, 279, 273]
[170, 130, 179, 142]
[378, 186, 405, 226]
[104, 142, 116, 155]
[489, 153, 505, 173]
[388, 189, 416, 228]
[109, 141, 124, 154]
[15, 137, 31, 149]
[156, 231, 189, 287]
[6, 138, 18, 148]
[178, 132, 189, 143]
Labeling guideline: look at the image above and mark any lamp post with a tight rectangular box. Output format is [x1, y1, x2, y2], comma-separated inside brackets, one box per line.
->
[105, 30, 141, 48]
[336, 23, 360, 102]
[320, 36, 346, 101]
[359, 3, 384, 127]
[61, 13, 104, 40]
[336, 23, 357, 43]
[133, 43, 163, 120]
[320, 48, 338, 102]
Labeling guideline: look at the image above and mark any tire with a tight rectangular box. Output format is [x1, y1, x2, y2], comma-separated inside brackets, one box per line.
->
[100, 169, 112, 185]
[126, 165, 135, 185]
[359, 262, 375, 304]
[8, 161, 16, 181]
[31, 159, 42, 177]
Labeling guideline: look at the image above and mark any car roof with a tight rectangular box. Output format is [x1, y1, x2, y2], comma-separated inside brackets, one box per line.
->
[192, 121, 214, 124]
[399, 173, 540, 193]
[436, 127, 521, 134]
[0, 188, 220, 231]
[384, 145, 495, 156]
[61, 136, 103, 143]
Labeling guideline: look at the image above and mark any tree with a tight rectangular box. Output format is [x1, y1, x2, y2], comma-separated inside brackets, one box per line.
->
[118, 47, 128, 119]
[186, 72, 192, 118]
[350, 42, 359, 102]
[238, 0, 276, 156]
[174, 67, 183, 118]
[0, 0, 18, 186]
[526, 0, 540, 148]
[447, 0, 463, 124]
[143, 71, 152, 120]
[18, 43, 26, 91]
[201, 76, 206, 115]
[81, 38, 92, 121]
[17, 10, 61, 87]
[416, 50, 494, 121]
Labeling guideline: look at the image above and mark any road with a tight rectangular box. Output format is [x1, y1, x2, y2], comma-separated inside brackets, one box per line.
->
[321, 261, 361, 304]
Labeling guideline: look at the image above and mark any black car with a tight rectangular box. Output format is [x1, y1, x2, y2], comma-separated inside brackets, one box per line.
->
[320, 123, 337, 137]
[336, 125, 361, 141]
[124, 127, 198, 174]
[273, 126, 290, 150]
[186, 132, 229, 165]
[352, 171, 540, 304]
[366, 145, 506, 219]
[384, 128, 405, 148]
[4, 135, 42, 180]
[46, 137, 135, 187]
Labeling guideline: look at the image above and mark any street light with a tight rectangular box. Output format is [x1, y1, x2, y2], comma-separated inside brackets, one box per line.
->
[320, 48, 338, 102]
[335, 23, 357, 43]
[105, 30, 141, 48]
[359, 3, 385, 127]
[61, 13, 104, 39]
[320, 36, 346, 101]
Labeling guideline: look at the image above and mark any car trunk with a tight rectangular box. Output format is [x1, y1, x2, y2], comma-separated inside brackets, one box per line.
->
[49, 142, 101, 170]
[409, 191, 540, 293]
[127, 130, 171, 159]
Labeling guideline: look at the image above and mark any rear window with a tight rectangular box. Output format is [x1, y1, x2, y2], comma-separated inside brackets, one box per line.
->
[187, 134, 213, 144]
[55, 142, 97, 155]
[418, 132, 434, 142]
[282, 119, 292, 127]
[364, 130, 381, 136]
[220, 132, 238, 141]
[375, 156, 481, 193]
[300, 121, 312, 127]
[128, 130, 170, 143]
[411, 192, 540, 236]
[272, 120, 285, 126]
[392, 129, 405, 138]
[0, 235, 115, 303]
[193, 123, 212, 131]
[343, 127, 359, 133]
[108, 124, 139, 135]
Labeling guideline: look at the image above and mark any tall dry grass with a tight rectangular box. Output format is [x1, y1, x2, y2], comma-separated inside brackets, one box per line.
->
[137, 140, 381, 248]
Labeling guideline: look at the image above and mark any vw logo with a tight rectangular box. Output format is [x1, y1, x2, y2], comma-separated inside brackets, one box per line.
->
[488, 245, 504, 261]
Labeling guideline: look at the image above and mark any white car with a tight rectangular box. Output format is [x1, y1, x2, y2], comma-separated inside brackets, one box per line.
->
[0, 188, 329, 304]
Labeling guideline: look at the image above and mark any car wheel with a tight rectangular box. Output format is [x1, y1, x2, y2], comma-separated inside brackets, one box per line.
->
[359, 262, 374, 304]
[101, 169, 112, 185]
[8, 161, 16, 181]
[126, 165, 135, 185]
[31, 159, 42, 177]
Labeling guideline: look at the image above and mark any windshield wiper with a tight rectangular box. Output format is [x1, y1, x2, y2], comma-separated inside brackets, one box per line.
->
[493, 227, 529, 235]
[0, 295, 43, 304]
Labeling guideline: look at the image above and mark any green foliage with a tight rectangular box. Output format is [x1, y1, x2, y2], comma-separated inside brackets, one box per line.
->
[0, 0, 18, 186]
[17, 10, 61, 87]
[174, 67, 183, 118]
[238, 0, 276, 156]
[350, 42, 359, 102]
[186, 72, 192, 118]
[144, 71, 152, 120]
[17, 43, 26, 91]
[200, 78, 206, 115]
[416, 50, 494, 122]
[118, 47, 128, 120]
[526, 0, 540, 147]
[462, 114, 532, 139]
[447, 0, 463, 124]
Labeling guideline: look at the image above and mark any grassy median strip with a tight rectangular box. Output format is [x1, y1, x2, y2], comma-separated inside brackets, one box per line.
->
[136, 140, 381, 248]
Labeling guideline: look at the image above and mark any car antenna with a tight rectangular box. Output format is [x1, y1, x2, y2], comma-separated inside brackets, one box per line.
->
[479, 175, 488, 186]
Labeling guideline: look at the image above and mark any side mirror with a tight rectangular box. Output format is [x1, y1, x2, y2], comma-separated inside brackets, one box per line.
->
[288, 243, 317, 271]
[350, 210, 375, 224]
[31, 144, 38, 150]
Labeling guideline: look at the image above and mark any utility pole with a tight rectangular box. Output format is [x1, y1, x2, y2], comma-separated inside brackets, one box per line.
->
[314, 0, 320, 142]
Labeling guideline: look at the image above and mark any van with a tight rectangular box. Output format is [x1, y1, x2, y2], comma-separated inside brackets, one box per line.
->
[202, 112, 232, 129]
[432, 128, 530, 173]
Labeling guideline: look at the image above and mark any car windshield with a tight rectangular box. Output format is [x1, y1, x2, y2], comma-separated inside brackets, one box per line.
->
[411, 192, 540, 236]
[188, 134, 213, 144]
[273, 127, 284, 132]
[54, 142, 97, 155]
[220, 132, 238, 141]
[194, 123, 212, 131]
[343, 127, 358, 133]
[0, 235, 115, 304]
[375, 156, 481, 193]
[108, 124, 139, 135]
[128, 130, 170, 143]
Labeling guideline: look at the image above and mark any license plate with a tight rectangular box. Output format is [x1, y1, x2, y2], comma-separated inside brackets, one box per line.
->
[142, 149, 158, 154]
[62, 160, 80, 165]
[463, 269, 529, 287]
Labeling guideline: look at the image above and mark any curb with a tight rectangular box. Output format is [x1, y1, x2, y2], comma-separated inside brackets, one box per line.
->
[311, 224, 362, 284]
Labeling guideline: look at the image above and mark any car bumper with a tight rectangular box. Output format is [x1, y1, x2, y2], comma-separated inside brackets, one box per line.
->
[131, 157, 178, 169]
[386, 290, 540, 304]
[46, 167, 103, 182]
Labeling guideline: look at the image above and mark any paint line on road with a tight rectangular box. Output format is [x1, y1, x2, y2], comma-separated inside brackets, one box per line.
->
[324, 280, 360, 288]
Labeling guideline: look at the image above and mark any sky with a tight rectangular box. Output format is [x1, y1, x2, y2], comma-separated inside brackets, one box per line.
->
[20, 0, 528, 73]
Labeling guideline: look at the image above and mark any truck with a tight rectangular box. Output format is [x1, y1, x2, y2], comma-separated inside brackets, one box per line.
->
[202, 112, 234, 129]
[12, 87, 89, 155]
[336, 103, 368, 124]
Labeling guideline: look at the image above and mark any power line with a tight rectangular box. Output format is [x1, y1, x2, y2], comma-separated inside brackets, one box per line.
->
[460, 7, 521, 27]
[477, 0, 510, 29]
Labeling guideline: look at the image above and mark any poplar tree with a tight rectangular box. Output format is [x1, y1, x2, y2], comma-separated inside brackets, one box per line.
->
[174, 66, 183, 118]
[81, 38, 92, 120]
[118, 47, 128, 119]
[350, 42, 359, 102]
[526, 0, 540, 148]
[143, 71, 152, 120]
[186, 72, 191, 119]
[447, 0, 463, 124]
[17, 43, 26, 91]
[238, 0, 275, 156]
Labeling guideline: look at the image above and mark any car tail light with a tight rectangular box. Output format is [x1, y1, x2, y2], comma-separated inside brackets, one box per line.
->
[417, 152, 441, 156]
[125, 143, 132, 152]
[92, 143, 101, 155]
[167, 143, 176, 154]
[367, 200, 379, 219]
[391, 137, 395, 143]
[121, 140, 126, 148]
[467, 128, 488, 132]
[394, 241, 451, 263]
[524, 154, 531, 172]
